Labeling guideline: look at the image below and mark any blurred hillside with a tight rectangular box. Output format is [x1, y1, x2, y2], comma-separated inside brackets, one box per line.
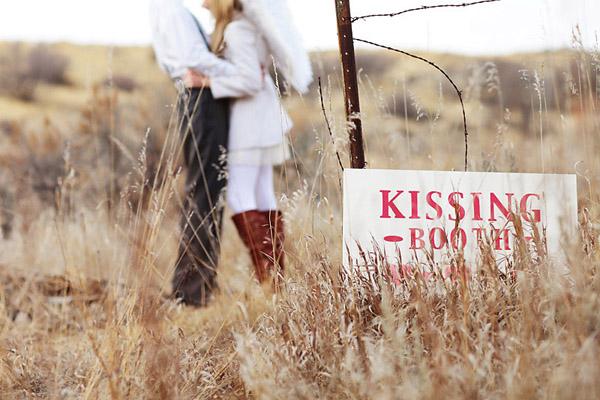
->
[0, 41, 598, 229]
[1, 41, 595, 129]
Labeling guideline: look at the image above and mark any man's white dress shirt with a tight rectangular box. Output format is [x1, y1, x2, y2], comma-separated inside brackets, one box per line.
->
[149, 0, 235, 80]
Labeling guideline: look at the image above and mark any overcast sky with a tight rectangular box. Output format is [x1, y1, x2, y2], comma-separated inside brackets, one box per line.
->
[0, 0, 598, 55]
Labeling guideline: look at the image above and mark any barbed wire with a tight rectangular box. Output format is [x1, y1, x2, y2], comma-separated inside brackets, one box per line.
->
[351, 0, 502, 23]
[318, 77, 345, 172]
[354, 38, 469, 172]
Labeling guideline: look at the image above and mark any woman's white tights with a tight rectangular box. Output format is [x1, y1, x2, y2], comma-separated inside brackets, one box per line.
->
[227, 164, 278, 214]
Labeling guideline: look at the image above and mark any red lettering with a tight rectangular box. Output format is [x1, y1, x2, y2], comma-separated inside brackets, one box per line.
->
[448, 192, 466, 221]
[494, 229, 511, 250]
[380, 190, 405, 219]
[426, 191, 443, 220]
[472, 227, 485, 242]
[450, 228, 467, 249]
[471, 192, 483, 221]
[490, 193, 514, 222]
[429, 227, 447, 250]
[379, 190, 537, 228]
[409, 191, 420, 219]
[410, 228, 425, 249]
[520, 193, 541, 223]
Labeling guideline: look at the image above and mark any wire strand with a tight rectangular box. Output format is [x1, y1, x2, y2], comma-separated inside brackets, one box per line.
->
[354, 38, 469, 171]
[318, 77, 345, 172]
[351, 0, 502, 23]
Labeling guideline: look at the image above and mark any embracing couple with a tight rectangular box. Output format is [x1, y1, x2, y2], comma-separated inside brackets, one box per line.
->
[150, 0, 312, 306]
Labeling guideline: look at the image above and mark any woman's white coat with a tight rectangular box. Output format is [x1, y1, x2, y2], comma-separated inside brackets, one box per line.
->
[210, 16, 292, 152]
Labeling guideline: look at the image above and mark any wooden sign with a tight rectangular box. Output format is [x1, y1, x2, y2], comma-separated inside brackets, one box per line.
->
[342, 169, 578, 274]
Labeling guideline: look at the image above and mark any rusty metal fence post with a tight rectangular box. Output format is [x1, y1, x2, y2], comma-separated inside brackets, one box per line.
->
[335, 0, 366, 169]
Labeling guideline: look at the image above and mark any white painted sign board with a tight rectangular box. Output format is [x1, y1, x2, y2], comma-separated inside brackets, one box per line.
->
[342, 169, 578, 273]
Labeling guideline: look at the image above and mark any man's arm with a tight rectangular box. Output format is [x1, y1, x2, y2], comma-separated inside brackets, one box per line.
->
[163, 7, 236, 78]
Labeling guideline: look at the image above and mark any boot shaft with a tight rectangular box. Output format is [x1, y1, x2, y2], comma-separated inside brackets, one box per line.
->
[231, 210, 286, 284]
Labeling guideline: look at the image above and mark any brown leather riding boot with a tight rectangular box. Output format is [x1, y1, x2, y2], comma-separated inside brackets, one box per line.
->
[232, 210, 272, 283]
[261, 210, 285, 276]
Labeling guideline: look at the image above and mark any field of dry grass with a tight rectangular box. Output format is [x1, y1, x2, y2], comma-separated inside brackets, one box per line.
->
[0, 39, 599, 399]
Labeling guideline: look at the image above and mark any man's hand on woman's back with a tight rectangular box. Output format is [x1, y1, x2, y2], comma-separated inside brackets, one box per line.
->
[183, 69, 211, 88]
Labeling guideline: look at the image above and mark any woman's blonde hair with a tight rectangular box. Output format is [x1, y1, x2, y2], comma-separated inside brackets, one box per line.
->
[207, 0, 243, 54]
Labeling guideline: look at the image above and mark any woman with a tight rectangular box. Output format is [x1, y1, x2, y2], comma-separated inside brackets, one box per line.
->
[184, 0, 312, 285]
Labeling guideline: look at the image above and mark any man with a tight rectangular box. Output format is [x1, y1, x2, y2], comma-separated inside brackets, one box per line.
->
[149, 0, 234, 306]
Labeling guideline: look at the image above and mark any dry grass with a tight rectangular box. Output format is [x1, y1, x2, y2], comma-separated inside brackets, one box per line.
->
[0, 39, 599, 399]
